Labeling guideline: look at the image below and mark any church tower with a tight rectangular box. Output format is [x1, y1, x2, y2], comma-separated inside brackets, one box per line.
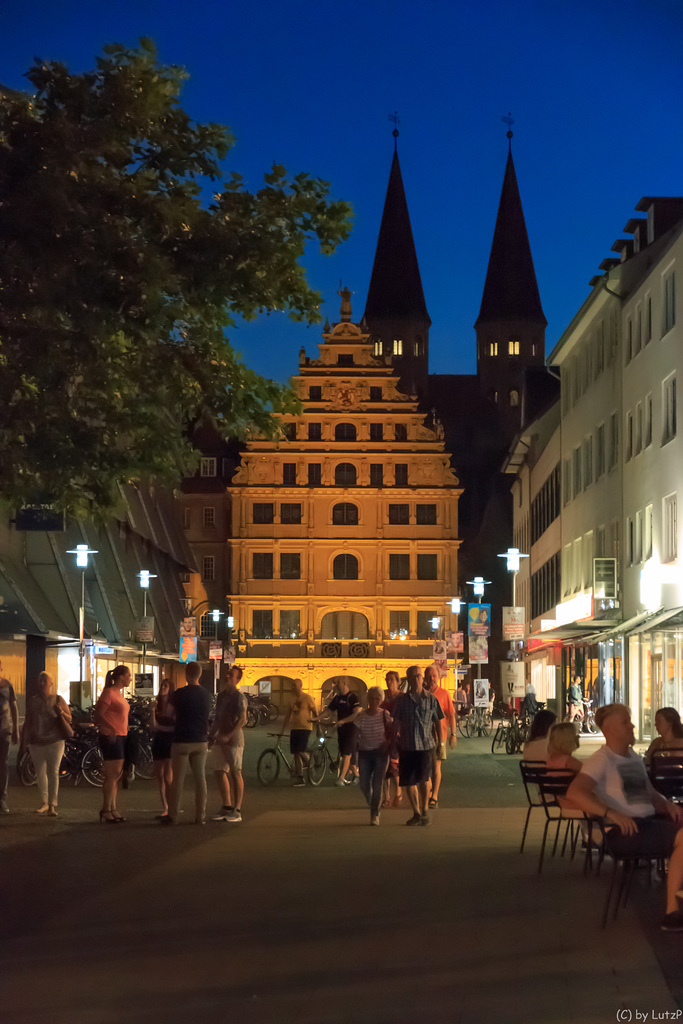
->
[364, 133, 431, 398]
[475, 134, 547, 443]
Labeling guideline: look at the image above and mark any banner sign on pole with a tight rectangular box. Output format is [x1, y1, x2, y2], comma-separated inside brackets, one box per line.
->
[135, 672, 154, 697]
[223, 645, 236, 665]
[502, 607, 525, 641]
[134, 616, 155, 643]
[209, 640, 223, 661]
[500, 661, 525, 700]
[180, 617, 197, 637]
[447, 631, 464, 654]
[179, 635, 198, 663]
[474, 679, 490, 706]
[468, 604, 491, 636]
[433, 639, 447, 660]
[469, 635, 488, 663]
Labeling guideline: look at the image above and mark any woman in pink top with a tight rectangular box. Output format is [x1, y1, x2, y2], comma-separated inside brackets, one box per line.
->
[94, 665, 130, 823]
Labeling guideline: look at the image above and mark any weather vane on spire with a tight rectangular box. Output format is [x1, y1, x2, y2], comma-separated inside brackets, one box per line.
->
[389, 111, 400, 150]
[501, 112, 514, 151]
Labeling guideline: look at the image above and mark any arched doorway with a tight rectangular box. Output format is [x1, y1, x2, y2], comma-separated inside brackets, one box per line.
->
[321, 674, 367, 706]
[252, 674, 299, 709]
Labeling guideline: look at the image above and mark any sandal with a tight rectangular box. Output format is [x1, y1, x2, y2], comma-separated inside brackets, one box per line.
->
[428, 798, 438, 809]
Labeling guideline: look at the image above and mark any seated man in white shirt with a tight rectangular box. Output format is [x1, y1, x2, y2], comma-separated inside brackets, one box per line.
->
[567, 703, 683, 932]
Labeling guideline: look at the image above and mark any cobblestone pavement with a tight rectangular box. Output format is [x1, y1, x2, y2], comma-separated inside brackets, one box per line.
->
[2, 728, 681, 1024]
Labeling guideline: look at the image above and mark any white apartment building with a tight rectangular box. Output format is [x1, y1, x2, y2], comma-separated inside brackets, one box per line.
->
[543, 196, 683, 737]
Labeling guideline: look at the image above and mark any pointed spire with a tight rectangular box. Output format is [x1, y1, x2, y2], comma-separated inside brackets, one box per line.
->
[364, 150, 430, 325]
[475, 149, 546, 327]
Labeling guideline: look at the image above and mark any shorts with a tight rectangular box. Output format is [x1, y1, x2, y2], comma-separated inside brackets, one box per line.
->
[398, 749, 433, 787]
[605, 816, 682, 859]
[337, 723, 359, 757]
[211, 742, 243, 774]
[152, 731, 173, 761]
[290, 729, 312, 755]
[385, 757, 399, 779]
[99, 735, 126, 761]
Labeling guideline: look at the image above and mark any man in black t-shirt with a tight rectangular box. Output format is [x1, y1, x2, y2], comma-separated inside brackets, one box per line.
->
[328, 676, 361, 786]
[161, 661, 211, 826]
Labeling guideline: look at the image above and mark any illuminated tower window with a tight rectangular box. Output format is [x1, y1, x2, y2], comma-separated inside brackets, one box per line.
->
[488, 342, 498, 356]
[373, 340, 382, 357]
[508, 340, 520, 355]
[393, 339, 403, 356]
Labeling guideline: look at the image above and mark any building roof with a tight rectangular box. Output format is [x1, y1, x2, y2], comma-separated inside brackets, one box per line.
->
[475, 150, 547, 328]
[364, 150, 430, 325]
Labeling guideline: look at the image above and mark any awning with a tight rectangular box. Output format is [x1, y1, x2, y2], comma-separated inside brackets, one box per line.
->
[589, 605, 683, 644]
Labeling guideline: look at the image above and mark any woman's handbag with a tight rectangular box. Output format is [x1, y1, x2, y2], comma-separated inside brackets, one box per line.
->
[55, 701, 74, 740]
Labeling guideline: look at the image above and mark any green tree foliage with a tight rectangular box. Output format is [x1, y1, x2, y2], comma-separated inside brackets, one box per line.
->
[0, 39, 351, 517]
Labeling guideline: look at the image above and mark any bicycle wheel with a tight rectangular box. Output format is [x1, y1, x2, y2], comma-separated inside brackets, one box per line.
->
[308, 747, 326, 786]
[586, 712, 599, 735]
[505, 727, 517, 755]
[267, 702, 279, 722]
[482, 710, 493, 736]
[135, 742, 155, 780]
[17, 749, 37, 786]
[256, 748, 280, 786]
[245, 706, 259, 729]
[81, 746, 105, 787]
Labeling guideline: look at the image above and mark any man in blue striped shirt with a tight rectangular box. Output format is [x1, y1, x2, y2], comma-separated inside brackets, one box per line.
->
[391, 665, 443, 826]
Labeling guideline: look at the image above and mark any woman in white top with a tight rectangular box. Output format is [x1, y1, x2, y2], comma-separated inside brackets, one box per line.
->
[356, 686, 393, 826]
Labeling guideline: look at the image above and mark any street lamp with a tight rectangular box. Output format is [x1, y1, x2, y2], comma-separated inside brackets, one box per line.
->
[497, 547, 529, 607]
[67, 543, 98, 684]
[137, 569, 157, 677]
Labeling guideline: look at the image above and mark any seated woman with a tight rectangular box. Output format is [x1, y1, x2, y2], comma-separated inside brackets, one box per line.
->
[546, 722, 582, 773]
[644, 707, 683, 764]
[522, 709, 557, 761]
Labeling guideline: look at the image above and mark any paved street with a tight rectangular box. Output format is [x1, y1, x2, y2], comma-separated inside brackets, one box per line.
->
[2, 730, 683, 1024]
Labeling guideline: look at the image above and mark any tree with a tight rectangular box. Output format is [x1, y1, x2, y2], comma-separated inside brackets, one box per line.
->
[0, 40, 351, 517]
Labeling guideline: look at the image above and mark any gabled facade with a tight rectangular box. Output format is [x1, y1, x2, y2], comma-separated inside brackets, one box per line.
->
[228, 291, 461, 704]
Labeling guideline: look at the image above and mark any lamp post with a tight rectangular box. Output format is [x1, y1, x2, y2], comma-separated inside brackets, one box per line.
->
[497, 547, 529, 610]
[466, 576, 491, 693]
[137, 570, 157, 679]
[211, 608, 224, 693]
[67, 543, 98, 684]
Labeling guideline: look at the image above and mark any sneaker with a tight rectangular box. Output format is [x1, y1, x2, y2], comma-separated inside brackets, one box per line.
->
[335, 778, 347, 787]
[351, 775, 359, 785]
[660, 911, 683, 932]
[293, 778, 306, 788]
[128, 766, 135, 783]
[0, 804, 9, 814]
[225, 810, 242, 823]
[406, 813, 421, 826]
[211, 807, 234, 821]
[370, 814, 380, 826]
[420, 813, 431, 827]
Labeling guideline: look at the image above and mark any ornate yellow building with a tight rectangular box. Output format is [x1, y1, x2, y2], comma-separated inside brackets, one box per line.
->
[229, 291, 461, 703]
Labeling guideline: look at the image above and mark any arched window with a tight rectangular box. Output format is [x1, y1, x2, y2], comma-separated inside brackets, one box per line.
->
[509, 389, 519, 407]
[332, 502, 358, 525]
[335, 463, 356, 486]
[333, 553, 358, 580]
[335, 422, 356, 441]
[321, 611, 369, 639]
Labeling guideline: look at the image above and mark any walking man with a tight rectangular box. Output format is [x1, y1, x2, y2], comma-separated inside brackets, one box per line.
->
[391, 665, 444, 826]
[161, 661, 211, 825]
[282, 678, 318, 786]
[210, 665, 247, 822]
[328, 676, 361, 786]
[423, 664, 456, 809]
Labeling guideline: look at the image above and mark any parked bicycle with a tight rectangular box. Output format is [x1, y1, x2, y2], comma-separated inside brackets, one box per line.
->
[490, 708, 528, 755]
[459, 705, 493, 738]
[245, 694, 279, 728]
[18, 722, 104, 788]
[564, 698, 599, 735]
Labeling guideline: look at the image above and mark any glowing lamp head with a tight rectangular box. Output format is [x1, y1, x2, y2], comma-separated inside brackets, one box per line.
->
[450, 598, 462, 614]
[227, 615, 235, 629]
[68, 543, 98, 568]
[473, 576, 485, 597]
[211, 608, 222, 622]
[430, 616, 441, 631]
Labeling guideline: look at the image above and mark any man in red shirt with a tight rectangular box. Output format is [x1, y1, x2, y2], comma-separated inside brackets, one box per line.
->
[423, 664, 456, 808]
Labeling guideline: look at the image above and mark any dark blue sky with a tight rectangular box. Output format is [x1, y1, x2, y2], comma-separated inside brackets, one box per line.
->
[3, 0, 683, 383]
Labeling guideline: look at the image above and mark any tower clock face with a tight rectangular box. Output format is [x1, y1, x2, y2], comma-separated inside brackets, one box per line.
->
[336, 387, 356, 407]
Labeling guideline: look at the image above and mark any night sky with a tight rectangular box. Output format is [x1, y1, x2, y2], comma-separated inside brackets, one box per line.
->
[3, 0, 683, 384]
